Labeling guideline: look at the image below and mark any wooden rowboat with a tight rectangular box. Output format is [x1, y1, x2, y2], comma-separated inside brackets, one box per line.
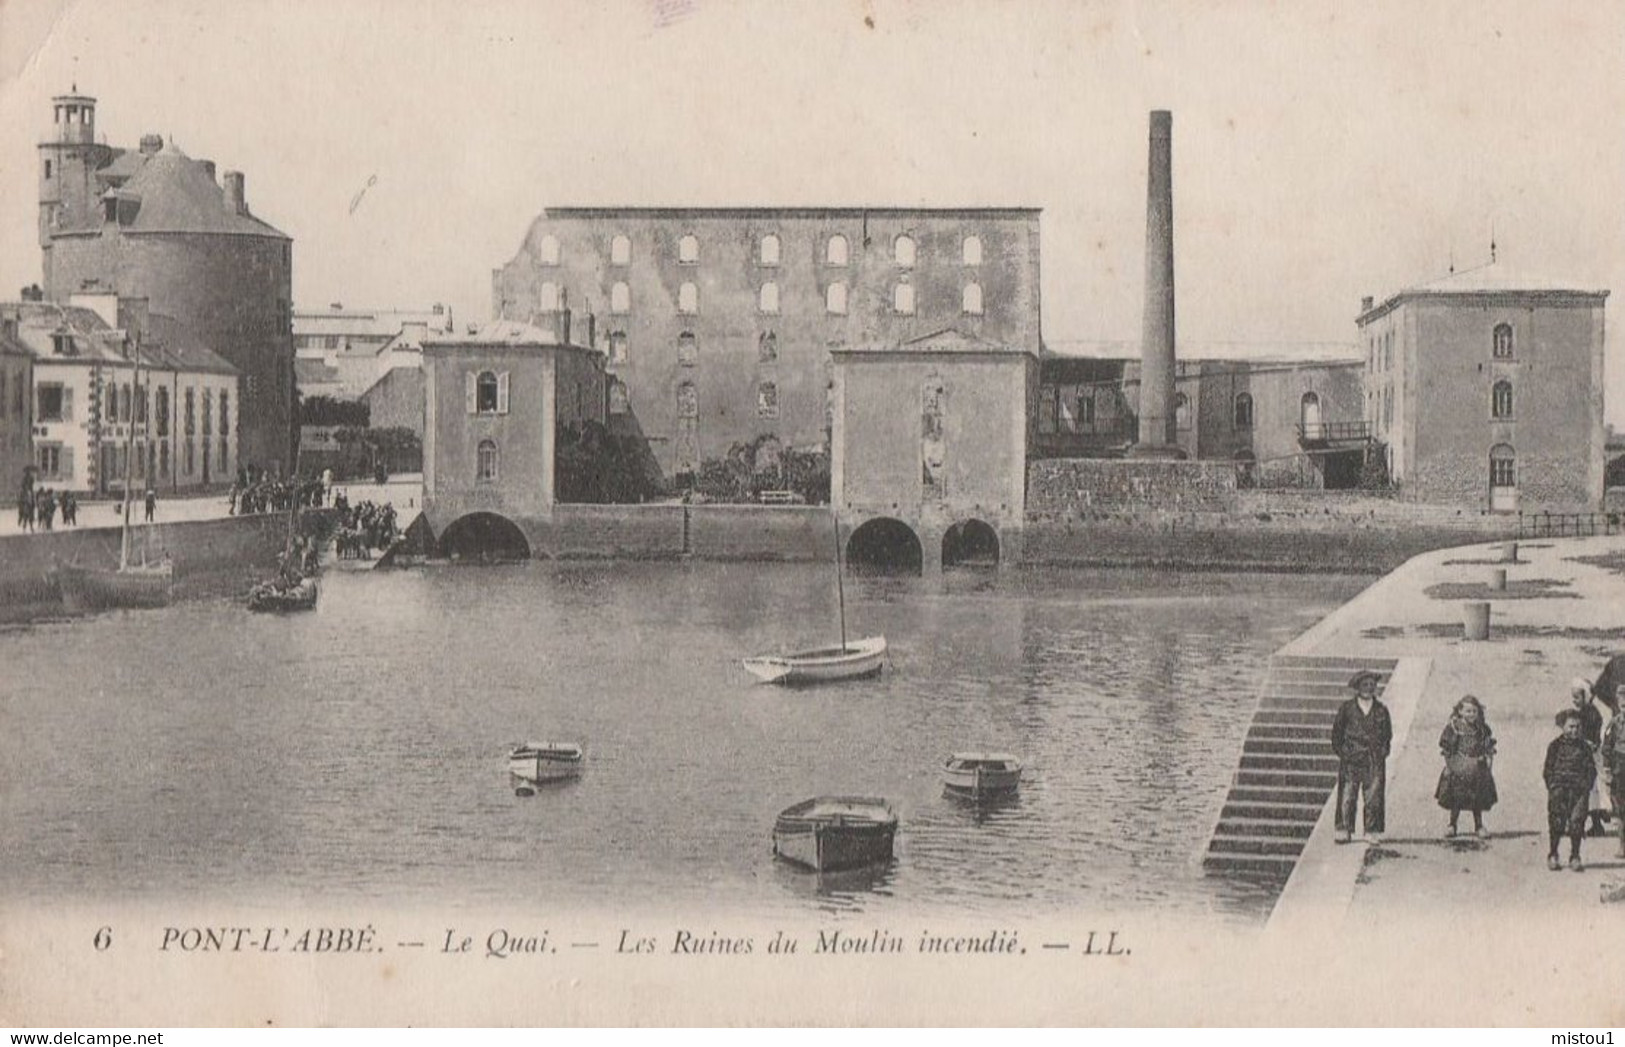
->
[508, 742, 584, 786]
[247, 577, 318, 613]
[742, 635, 887, 686]
[772, 796, 897, 872]
[942, 753, 1023, 798]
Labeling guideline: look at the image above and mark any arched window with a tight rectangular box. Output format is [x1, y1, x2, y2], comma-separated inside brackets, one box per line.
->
[539, 281, 559, 311]
[962, 283, 983, 315]
[894, 234, 916, 267]
[678, 234, 699, 264]
[477, 439, 499, 482]
[757, 381, 779, 419]
[610, 281, 630, 314]
[1492, 379, 1513, 419]
[1493, 323, 1513, 359]
[1490, 443, 1516, 491]
[826, 282, 847, 315]
[608, 380, 629, 415]
[1175, 392, 1191, 430]
[678, 282, 698, 314]
[759, 331, 778, 362]
[894, 283, 915, 315]
[759, 281, 779, 314]
[677, 380, 697, 419]
[538, 234, 559, 266]
[608, 331, 628, 364]
[1234, 392, 1254, 428]
[962, 235, 982, 266]
[826, 234, 848, 266]
[677, 331, 697, 367]
[1301, 391, 1322, 439]
[759, 234, 780, 267]
[478, 371, 500, 412]
[610, 234, 631, 266]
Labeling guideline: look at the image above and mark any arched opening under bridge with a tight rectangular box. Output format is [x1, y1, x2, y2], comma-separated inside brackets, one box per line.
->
[942, 519, 1000, 568]
[846, 517, 923, 575]
[438, 512, 531, 562]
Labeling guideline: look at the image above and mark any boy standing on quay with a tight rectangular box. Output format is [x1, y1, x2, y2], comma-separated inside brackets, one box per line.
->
[1544, 709, 1597, 871]
[1332, 669, 1393, 844]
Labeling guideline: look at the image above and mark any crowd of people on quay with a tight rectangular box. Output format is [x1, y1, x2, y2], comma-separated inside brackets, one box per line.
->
[1333, 661, 1625, 872]
[13, 483, 78, 531]
[332, 496, 399, 560]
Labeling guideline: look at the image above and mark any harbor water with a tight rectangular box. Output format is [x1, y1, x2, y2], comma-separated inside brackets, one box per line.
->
[0, 562, 1369, 921]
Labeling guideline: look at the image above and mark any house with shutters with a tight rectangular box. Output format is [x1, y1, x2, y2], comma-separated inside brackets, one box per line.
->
[420, 320, 605, 548]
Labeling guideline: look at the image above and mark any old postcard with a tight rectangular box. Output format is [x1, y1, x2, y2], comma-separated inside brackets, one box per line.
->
[2, 0, 1623, 1028]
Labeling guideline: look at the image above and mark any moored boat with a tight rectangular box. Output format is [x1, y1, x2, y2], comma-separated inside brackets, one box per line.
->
[772, 796, 898, 872]
[742, 635, 887, 685]
[55, 558, 174, 613]
[247, 576, 319, 613]
[508, 742, 584, 785]
[942, 753, 1023, 798]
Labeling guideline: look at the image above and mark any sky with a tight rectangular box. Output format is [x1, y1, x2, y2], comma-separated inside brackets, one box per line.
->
[1, 0, 1622, 416]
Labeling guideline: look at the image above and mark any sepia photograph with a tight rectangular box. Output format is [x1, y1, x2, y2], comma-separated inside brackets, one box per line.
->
[0, 0, 1622, 1029]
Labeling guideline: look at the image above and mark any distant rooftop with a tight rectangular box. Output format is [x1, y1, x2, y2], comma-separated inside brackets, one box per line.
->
[1360, 260, 1609, 323]
[1042, 339, 1362, 364]
[536, 205, 1041, 220]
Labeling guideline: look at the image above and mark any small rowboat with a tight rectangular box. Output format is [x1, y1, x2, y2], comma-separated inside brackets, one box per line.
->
[508, 742, 584, 787]
[943, 753, 1023, 798]
[772, 796, 898, 872]
[742, 635, 887, 686]
[247, 577, 318, 613]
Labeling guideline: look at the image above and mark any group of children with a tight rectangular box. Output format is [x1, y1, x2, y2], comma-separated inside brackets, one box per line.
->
[1426, 678, 1623, 872]
[1335, 669, 1624, 871]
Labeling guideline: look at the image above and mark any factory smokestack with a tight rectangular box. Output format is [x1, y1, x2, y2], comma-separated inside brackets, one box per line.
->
[1135, 109, 1178, 453]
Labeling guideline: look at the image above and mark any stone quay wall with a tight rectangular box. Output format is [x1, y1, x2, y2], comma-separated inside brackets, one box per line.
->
[0, 512, 288, 621]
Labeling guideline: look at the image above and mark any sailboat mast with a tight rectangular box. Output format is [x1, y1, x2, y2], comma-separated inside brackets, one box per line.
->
[832, 510, 847, 651]
[118, 332, 140, 570]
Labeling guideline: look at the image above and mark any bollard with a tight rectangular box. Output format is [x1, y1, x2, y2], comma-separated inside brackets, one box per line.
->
[1489, 568, 1507, 592]
[1502, 541, 1519, 564]
[1463, 601, 1491, 641]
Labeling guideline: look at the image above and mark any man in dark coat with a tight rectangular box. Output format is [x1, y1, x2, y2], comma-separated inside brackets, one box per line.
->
[1331, 669, 1393, 844]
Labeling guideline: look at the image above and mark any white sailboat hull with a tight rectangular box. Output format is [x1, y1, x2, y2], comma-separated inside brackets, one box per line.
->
[742, 635, 887, 685]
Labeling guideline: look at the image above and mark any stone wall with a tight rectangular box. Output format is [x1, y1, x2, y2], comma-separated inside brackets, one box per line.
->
[0, 511, 287, 621]
[1027, 458, 1237, 514]
[688, 504, 830, 561]
[522, 504, 686, 559]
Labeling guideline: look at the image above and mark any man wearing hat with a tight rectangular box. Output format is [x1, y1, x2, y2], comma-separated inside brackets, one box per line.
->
[1331, 669, 1393, 844]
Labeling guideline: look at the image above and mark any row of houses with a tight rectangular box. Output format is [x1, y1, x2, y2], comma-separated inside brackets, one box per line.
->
[0, 295, 241, 500]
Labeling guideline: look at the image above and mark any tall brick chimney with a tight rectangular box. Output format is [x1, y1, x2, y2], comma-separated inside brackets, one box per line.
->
[1134, 109, 1177, 454]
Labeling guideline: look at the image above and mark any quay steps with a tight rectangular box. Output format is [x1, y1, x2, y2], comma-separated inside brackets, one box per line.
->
[1203, 654, 1398, 881]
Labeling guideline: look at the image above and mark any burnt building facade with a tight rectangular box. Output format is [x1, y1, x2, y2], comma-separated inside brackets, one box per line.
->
[491, 207, 1041, 479]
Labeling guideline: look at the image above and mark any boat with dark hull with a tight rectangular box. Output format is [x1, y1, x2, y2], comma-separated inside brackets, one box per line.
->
[247, 577, 319, 613]
[772, 796, 898, 872]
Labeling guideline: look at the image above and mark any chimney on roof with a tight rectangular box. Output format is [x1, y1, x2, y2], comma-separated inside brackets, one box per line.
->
[200, 159, 216, 182]
[139, 133, 162, 156]
[1361, 296, 1374, 313]
[222, 170, 245, 215]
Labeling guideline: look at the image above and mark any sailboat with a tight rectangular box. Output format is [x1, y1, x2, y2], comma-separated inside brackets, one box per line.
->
[741, 511, 887, 685]
[247, 462, 318, 613]
[56, 332, 173, 613]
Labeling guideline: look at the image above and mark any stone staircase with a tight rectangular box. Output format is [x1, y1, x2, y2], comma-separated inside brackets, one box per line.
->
[1202, 654, 1398, 879]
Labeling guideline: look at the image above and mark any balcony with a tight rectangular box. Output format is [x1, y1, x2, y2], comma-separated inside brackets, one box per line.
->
[1296, 420, 1371, 448]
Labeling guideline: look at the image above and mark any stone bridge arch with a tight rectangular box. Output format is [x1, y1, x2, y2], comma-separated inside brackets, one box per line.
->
[437, 512, 531, 562]
[942, 518, 1000, 567]
[845, 516, 923, 575]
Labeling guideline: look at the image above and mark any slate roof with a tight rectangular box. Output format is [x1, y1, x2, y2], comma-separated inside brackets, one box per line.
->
[2, 301, 236, 375]
[106, 145, 287, 238]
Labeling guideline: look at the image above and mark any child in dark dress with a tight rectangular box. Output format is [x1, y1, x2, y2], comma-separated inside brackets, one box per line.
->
[1545, 709, 1598, 871]
[1437, 695, 1497, 838]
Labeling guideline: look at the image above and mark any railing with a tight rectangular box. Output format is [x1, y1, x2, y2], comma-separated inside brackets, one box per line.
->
[1295, 421, 1371, 443]
[1519, 512, 1623, 538]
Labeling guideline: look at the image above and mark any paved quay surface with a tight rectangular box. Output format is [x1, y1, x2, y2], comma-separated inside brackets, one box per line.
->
[0, 477, 423, 539]
[1261, 533, 1625, 1023]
